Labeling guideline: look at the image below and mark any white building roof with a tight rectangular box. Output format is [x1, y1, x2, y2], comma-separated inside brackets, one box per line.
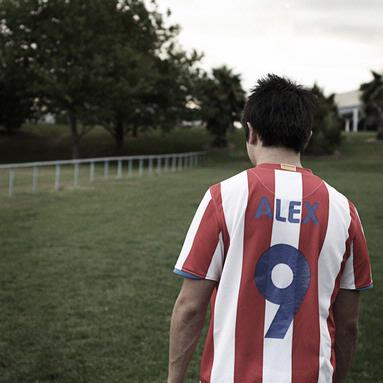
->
[335, 90, 362, 109]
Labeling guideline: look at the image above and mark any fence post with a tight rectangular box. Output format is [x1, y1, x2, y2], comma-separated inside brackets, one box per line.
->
[164, 156, 169, 172]
[156, 156, 161, 174]
[178, 154, 182, 171]
[195, 154, 199, 167]
[8, 169, 15, 197]
[55, 164, 61, 191]
[117, 159, 122, 179]
[128, 158, 133, 176]
[171, 155, 176, 172]
[74, 163, 80, 187]
[148, 156, 153, 176]
[139, 158, 143, 176]
[89, 161, 95, 182]
[104, 160, 109, 179]
[32, 166, 38, 193]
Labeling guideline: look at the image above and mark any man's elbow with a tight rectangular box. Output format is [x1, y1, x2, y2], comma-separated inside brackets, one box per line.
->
[173, 296, 205, 322]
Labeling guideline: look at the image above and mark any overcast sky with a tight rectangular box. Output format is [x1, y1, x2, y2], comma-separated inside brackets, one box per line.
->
[157, 0, 383, 94]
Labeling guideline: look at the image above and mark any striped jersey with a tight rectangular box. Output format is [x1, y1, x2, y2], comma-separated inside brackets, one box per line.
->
[174, 163, 373, 383]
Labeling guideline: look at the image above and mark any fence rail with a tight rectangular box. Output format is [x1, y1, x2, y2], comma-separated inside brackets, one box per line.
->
[0, 151, 207, 197]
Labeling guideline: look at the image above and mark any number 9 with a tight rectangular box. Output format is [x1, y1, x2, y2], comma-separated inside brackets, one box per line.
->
[255, 244, 310, 339]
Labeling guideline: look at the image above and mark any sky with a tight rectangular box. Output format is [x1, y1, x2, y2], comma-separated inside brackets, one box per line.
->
[157, 0, 383, 94]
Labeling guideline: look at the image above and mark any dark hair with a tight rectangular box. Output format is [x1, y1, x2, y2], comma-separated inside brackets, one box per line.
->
[241, 74, 317, 153]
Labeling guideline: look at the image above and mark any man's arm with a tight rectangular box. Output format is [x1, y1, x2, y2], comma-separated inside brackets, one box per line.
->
[333, 289, 361, 383]
[168, 278, 216, 383]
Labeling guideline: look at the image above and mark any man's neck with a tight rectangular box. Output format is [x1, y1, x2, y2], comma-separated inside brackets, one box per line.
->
[255, 147, 302, 168]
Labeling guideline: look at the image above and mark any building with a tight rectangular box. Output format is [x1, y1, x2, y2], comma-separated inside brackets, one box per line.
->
[335, 90, 362, 132]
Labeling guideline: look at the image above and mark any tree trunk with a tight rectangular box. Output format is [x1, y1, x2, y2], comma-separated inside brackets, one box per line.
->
[377, 112, 383, 140]
[69, 114, 80, 159]
[377, 123, 383, 140]
[132, 125, 138, 137]
[114, 118, 124, 153]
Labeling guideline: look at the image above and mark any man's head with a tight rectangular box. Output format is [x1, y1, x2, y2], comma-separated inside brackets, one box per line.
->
[242, 74, 317, 164]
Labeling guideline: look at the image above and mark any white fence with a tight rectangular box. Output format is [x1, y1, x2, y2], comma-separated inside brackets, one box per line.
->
[0, 151, 207, 197]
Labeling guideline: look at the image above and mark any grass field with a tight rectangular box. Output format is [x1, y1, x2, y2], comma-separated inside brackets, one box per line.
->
[0, 130, 382, 382]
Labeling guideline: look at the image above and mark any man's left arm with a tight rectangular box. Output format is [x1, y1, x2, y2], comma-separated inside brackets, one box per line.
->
[168, 278, 216, 383]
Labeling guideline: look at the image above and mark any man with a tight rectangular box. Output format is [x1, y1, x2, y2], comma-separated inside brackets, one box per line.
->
[168, 74, 373, 383]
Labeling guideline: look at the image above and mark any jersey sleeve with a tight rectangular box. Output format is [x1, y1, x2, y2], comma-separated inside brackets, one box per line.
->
[173, 187, 224, 282]
[340, 202, 373, 291]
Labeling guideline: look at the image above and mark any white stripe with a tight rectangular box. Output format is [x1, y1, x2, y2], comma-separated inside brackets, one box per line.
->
[206, 232, 224, 281]
[175, 189, 211, 270]
[339, 244, 356, 289]
[317, 183, 351, 382]
[262, 170, 303, 383]
[210, 171, 248, 382]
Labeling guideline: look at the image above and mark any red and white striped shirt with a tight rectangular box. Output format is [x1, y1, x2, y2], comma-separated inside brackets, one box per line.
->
[174, 163, 373, 383]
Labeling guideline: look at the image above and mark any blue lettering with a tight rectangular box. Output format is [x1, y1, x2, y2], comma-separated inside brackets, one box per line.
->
[303, 202, 319, 224]
[276, 199, 286, 222]
[255, 196, 272, 219]
[254, 197, 319, 224]
[288, 201, 301, 223]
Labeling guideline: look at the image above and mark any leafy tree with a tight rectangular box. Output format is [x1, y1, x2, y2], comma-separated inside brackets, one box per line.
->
[89, 1, 200, 152]
[0, 10, 36, 133]
[305, 84, 342, 155]
[1, 0, 197, 157]
[360, 71, 383, 140]
[197, 66, 245, 147]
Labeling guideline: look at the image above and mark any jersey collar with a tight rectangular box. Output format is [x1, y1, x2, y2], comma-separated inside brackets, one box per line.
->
[254, 162, 313, 174]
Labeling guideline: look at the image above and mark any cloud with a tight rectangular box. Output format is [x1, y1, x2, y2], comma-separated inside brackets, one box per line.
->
[157, 0, 383, 93]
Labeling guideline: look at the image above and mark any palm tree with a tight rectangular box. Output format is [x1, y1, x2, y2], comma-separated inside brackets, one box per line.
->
[360, 71, 383, 140]
[197, 66, 246, 147]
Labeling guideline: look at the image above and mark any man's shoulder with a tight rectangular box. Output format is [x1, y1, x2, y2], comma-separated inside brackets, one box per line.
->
[208, 170, 249, 202]
[321, 179, 350, 206]
[210, 169, 249, 190]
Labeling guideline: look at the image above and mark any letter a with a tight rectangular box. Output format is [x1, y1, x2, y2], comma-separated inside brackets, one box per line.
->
[255, 196, 272, 220]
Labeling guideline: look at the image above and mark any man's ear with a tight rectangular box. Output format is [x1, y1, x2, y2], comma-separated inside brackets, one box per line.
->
[247, 122, 258, 145]
[304, 130, 313, 150]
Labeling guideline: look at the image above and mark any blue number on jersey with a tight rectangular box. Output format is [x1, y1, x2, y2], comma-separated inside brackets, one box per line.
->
[255, 244, 310, 339]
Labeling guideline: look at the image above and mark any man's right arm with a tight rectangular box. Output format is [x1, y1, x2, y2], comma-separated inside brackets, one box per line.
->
[333, 289, 361, 383]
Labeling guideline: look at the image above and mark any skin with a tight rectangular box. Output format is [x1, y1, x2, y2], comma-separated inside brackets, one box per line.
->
[168, 124, 361, 382]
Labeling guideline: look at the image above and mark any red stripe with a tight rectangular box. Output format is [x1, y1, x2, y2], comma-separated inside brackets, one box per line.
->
[349, 201, 372, 288]
[182, 198, 220, 277]
[234, 169, 275, 382]
[210, 183, 230, 259]
[293, 178, 329, 382]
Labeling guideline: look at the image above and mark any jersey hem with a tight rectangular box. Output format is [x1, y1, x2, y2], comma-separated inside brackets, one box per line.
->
[173, 268, 201, 280]
[340, 282, 373, 292]
[356, 283, 373, 291]
[173, 267, 219, 282]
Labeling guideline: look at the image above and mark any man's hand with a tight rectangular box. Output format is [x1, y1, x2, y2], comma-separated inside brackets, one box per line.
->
[333, 289, 361, 383]
[168, 278, 216, 383]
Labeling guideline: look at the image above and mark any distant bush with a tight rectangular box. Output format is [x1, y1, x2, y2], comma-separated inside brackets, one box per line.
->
[305, 84, 343, 155]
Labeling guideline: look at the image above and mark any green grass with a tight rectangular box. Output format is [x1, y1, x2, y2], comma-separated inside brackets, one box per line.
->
[0, 131, 382, 382]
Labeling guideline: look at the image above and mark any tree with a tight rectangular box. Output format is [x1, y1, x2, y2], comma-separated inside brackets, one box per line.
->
[93, 8, 201, 152]
[89, 0, 199, 152]
[305, 84, 342, 155]
[1, 0, 196, 157]
[197, 66, 245, 147]
[0, 11, 36, 133]
[360, 71, 383, 140]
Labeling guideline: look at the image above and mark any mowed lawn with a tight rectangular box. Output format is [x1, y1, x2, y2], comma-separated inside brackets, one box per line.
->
[0, 132, 382, 382]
